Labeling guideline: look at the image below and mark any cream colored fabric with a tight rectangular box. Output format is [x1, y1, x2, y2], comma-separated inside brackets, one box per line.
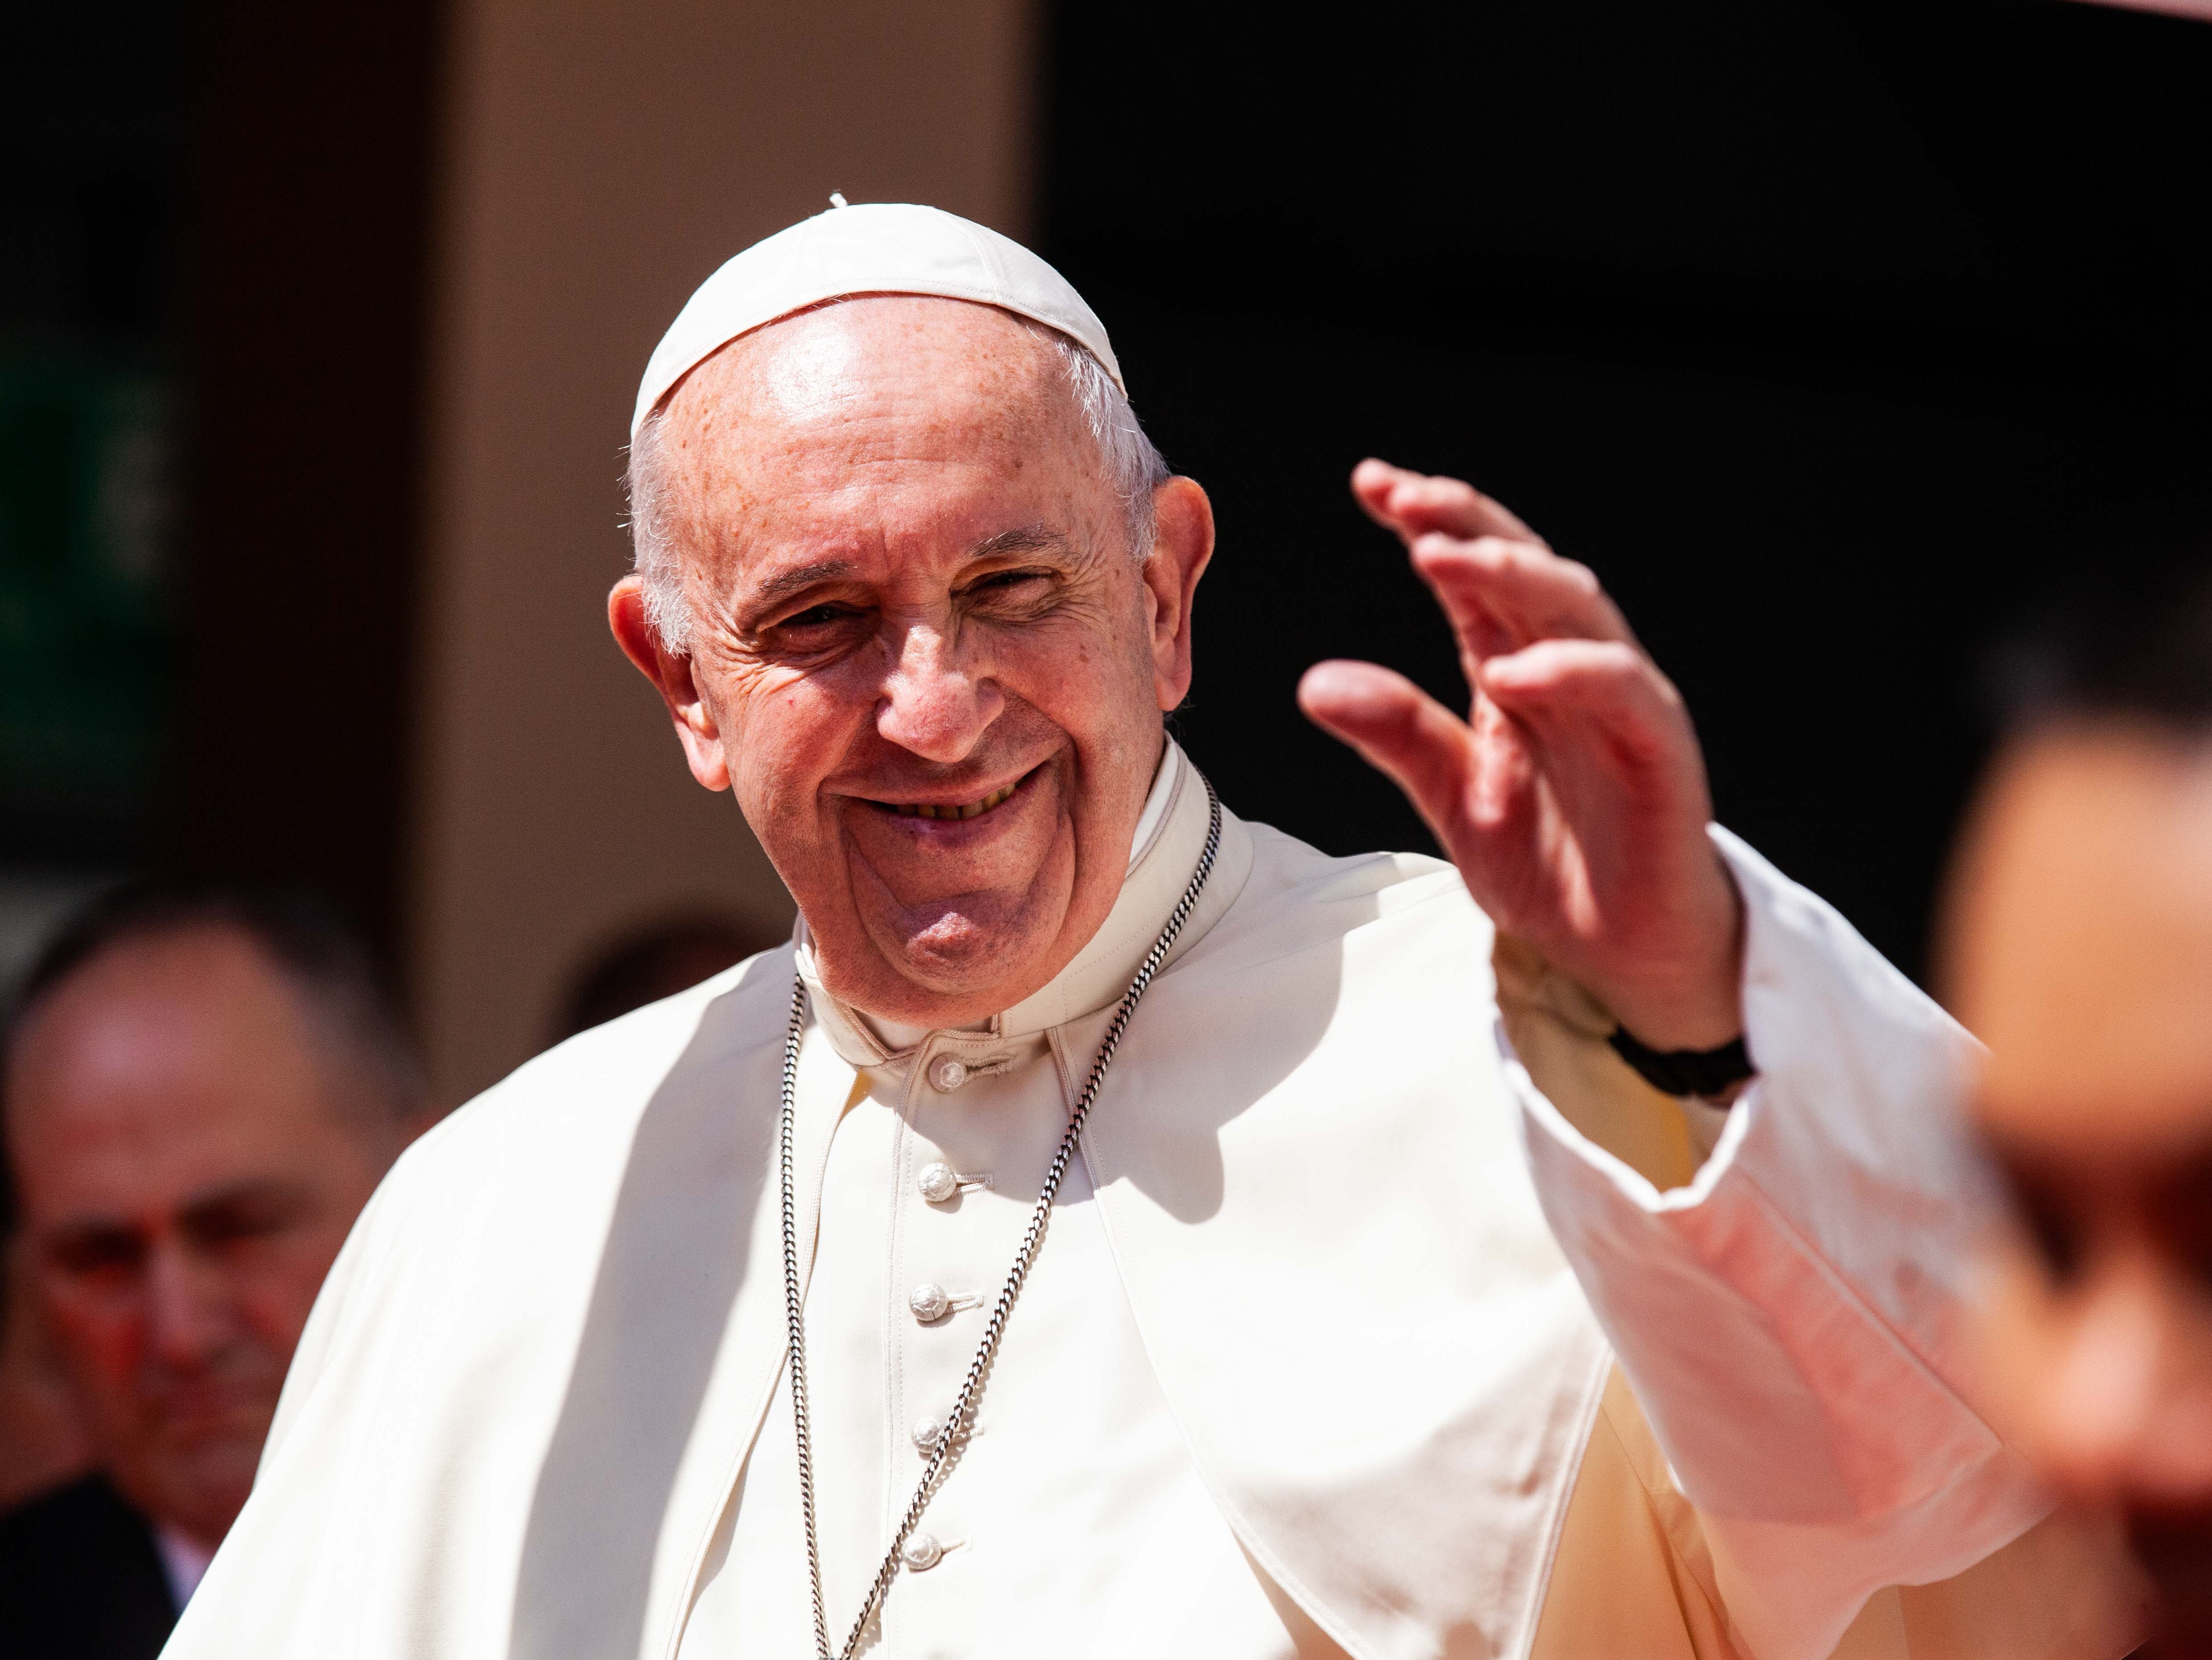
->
[1531, 1367, 2146, 1660]
[1504, 948, 2149, 1660]
[631, 202, 1122, 437]
[685, 753, 1339, 1655]
[164, 746, 2136, 1660]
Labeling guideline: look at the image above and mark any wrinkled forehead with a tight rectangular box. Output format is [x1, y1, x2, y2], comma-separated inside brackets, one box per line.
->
[4, 928, 341, 1202]
[1949, 726, 2212, 1160]
[8, 927, 308, 1101]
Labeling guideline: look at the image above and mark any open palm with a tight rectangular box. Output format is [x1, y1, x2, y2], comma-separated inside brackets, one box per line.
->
[1299, 460, 1743, 1052]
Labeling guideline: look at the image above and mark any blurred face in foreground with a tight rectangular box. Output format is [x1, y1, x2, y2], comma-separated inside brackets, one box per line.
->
[611, 297, 1213, 1028]
[4, 928, 397, 1549]
[1945, 726, 2212, 1652]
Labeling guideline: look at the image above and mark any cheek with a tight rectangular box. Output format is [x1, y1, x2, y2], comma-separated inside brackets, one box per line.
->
[1005, 599, 1155, 728]
[1969, 1252, 2060, 1395]
[231, 1224, 363, 1353]
[724, 669, 865, 789]
[42, 1292, 145, 1396]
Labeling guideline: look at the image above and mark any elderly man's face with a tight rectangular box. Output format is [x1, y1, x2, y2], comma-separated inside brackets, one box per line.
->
[612, 298, 1211, 1026]
[1944, 727, 2212, 1650]
[5, 928, 395, 1549]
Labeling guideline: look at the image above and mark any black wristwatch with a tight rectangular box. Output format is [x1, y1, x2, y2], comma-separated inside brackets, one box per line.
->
[1607, 1025, 1756, 1100]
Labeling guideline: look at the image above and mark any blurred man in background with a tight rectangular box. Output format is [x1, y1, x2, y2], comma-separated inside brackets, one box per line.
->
[0, 884, 428, 1660]
[1943, 517, 2212, 1657]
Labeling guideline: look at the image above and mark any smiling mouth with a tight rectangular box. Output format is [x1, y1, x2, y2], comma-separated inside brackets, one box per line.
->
[886, 779, 1021, 821]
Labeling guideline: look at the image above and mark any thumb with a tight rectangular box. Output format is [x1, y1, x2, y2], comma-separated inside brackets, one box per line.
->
[1298, 659, 1477, 840]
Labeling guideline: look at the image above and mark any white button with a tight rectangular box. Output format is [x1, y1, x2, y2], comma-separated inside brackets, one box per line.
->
[911, 1413, 944, 1450]
[928, 1056, 970, 1092]
[908, 1282, 950, 1322]
[899, 1531, 944, 1571]
[916, 1162, 960, 1203]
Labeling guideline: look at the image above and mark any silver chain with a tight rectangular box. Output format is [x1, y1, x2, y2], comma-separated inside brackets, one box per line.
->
[778, 778, 1222, 1660]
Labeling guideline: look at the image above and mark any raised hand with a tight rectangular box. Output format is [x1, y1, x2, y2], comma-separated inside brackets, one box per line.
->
[1298, 459, 1743, 1052]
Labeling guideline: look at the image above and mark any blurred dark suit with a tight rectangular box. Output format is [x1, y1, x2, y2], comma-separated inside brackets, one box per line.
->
[0, 1474, 175, 1660]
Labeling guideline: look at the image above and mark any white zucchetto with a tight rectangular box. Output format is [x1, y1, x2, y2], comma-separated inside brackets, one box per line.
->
[631, 201, 1121, 439]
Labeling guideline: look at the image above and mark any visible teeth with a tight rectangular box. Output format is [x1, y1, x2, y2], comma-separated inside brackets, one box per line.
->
[894, 783, 1016, 820]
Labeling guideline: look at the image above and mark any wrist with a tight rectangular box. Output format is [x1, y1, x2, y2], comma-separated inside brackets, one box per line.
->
[1588, 847, 1747, 1050]
[1607, 1023, 1756, 1100]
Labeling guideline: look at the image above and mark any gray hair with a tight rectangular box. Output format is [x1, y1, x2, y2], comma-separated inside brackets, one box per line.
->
[623, 322, 1171, 652]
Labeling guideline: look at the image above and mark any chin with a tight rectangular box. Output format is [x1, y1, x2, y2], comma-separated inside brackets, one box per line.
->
[148, 1428, 267, 1524]
[901, 921, 1041, 991]
[2132, 1504, 2212, 1656]
[852, 886, 1063, 1007]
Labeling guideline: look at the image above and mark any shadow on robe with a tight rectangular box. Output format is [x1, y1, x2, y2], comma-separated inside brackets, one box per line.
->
[504, 834, 1412, 1656]
[506, 955, 792, 1660]
[1084, 842, 1378, 1226]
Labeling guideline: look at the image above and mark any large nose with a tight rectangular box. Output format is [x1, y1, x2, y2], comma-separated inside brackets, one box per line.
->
[145, 1238, 232, 1373]
[2026, 1254, 2212, 1504]
[876, 623, 1004, 764]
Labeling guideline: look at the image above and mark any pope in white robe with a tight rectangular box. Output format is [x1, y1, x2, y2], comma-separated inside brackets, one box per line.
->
[164, 205, 2144, 1660]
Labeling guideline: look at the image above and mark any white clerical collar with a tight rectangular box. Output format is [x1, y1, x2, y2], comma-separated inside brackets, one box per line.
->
[801, 738, 1214, 1062]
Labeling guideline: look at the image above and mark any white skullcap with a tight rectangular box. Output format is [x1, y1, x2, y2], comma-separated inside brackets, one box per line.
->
[631, 201, 1121, 440]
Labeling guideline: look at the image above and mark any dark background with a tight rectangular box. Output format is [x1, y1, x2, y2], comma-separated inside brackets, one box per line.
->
[4, 0, 2207, 993]
[1043, 0, 2212, 982]
[1, 0, 439, 971]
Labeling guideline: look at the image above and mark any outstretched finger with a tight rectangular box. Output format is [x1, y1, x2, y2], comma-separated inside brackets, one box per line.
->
[1352, 459, 1546, 548]
[1412, 533, 1638, 660]
[1478, 638, 1691, 782]
[1296, 658, 1480, 842]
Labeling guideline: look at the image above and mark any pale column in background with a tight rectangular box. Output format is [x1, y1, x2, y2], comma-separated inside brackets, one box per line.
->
[413, 0, 1038, 1103]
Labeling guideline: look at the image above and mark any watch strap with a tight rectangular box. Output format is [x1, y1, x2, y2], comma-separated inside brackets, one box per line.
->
[1607, 1026, 1756, 1100]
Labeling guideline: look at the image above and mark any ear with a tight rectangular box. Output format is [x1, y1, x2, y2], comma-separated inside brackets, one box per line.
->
[1143, 475, 1215, 711]
[608, 574, 730, 791]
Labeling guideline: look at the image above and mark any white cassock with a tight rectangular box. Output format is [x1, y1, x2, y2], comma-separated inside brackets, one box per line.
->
[164, 741, 2140, 1660]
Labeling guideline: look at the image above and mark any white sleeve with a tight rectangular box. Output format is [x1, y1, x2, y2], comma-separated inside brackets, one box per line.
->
[1505, 826, 2051, 1660]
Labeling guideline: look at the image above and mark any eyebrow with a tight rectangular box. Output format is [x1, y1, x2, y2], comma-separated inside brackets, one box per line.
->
[745, 527, 1071, 613]
[46, 1177, 313, 1245]
[748, 558, 860, 608]
[179, 1177, 315, 1229]
[969, 524, 1067, 560]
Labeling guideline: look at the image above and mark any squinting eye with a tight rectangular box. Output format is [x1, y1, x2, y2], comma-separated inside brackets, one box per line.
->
[970, 569, 1048, 595]
[51, 1232, 146, 1278]
[2006, 1168, 2087, 1285]
[781, 604, 855, 629]
[2019, 1189, 2084, 1283]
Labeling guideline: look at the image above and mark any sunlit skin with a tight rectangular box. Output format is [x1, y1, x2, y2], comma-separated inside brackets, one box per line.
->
[611, 297, 1212, 1028]
[1300, 468, 1745, 1049]
[4, 928, 399, 1550]
[612, 295, 1743, 1045]
[1944, 726, 2212, 1652]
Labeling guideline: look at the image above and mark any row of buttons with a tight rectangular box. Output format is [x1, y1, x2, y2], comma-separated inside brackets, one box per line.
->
[902, 1053, 1007, 1577]
[902, 1416, 961, 1570]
